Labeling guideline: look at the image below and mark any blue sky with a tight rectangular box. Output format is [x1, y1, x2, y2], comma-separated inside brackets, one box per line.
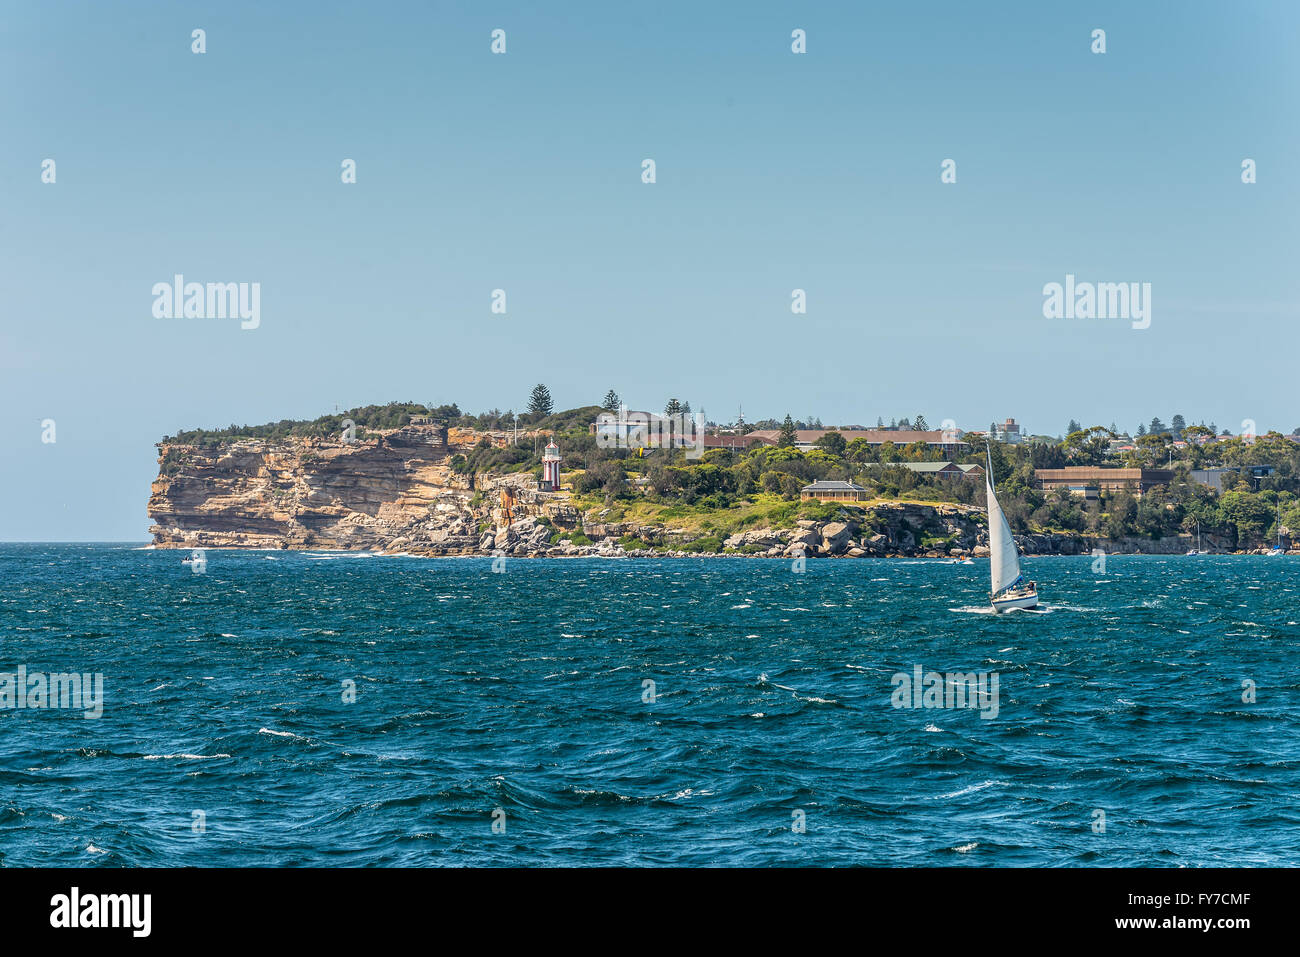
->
[3, 0, 1298, 540]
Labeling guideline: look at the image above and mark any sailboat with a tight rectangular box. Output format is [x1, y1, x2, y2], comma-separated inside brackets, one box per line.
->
[1268, 501, 1285, 556]
[985, 444, 1038, 612]
[1186, 520, 1201, 556]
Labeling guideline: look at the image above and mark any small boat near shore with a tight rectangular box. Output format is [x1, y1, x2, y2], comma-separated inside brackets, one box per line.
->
[1267, 502, 1285, 556]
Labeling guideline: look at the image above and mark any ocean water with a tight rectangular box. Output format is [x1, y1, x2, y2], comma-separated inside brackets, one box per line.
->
[1, 544, 1297, 867]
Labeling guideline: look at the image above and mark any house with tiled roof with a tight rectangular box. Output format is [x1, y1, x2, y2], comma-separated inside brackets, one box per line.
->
[800, 480, 869, 503]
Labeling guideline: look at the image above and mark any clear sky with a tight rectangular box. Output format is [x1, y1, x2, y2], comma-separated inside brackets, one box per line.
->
[3, 0, 1298, 540]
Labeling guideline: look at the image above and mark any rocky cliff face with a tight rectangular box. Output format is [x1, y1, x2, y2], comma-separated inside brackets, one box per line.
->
[150, 430, 1217, 558]
[148, 426, 564, 554]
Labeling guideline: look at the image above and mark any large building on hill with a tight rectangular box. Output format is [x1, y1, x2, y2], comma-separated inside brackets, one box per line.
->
[743, 429, 967, 455]
[992, 418, 1023, 444]
[1034, 467, 1174, 500]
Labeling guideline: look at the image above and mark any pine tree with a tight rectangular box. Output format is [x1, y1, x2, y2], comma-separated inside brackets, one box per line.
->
[1171, 414, 1186, 439]
[778, 414, 797, 448]
[682, 401, 691, 415]
[664, 398, 683, 417]
[1068, 419, 1082, 435]
[601, 390, 620, 412]
[527, 384, 553, 417]
[1149, 416, 1166, 435]
[913, 414, 929, 431]
[876, 416, 884, 429]
[1136, 423, 1147, 436]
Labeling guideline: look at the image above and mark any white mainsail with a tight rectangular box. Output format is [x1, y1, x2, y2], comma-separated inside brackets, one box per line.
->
[986, 449, 1020, 595]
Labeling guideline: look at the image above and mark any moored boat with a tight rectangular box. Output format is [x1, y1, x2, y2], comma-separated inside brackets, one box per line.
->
[1268, 501, 1285, 555]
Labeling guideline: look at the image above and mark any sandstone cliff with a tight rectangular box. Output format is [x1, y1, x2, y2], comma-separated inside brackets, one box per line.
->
[150, 428, 1222, 558]
[148, 425, 564, 554]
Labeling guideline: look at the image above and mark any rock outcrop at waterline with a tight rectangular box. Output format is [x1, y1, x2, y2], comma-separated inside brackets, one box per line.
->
[148, 425, 542, 554]
[149, 428, 1229, 558]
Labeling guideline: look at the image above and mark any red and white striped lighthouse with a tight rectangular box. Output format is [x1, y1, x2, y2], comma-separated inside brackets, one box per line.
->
[542, 439, 561, 491]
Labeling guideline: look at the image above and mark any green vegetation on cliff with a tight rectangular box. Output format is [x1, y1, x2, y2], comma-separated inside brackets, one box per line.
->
[159, 401, 1300, 551]
[162, 401, 606, 446]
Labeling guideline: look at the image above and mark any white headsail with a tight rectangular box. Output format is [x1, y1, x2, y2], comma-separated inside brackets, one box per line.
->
[986, 448, 1020, 595]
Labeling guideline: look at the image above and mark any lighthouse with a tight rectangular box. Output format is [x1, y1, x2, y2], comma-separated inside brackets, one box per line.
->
[541, 439, 561, 492]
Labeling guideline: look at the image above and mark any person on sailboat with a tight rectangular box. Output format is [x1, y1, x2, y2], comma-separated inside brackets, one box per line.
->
[1000, 574, 1036, 600]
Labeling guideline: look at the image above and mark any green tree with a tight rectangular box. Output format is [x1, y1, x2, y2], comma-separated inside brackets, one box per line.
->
[778, 414, 797, 448]
[1067, 419, 1082, 435]
[778, 473, 803, 499]
[1219, 490, 1273, 546]
[1136, 432, 1171, 466]
[665, 398, 684, 417]
[815, 428, 846, 456]
[527, 384, 554, 417]
[573, 460, 626, 498]
[1170, 414, 1186, 439]
[601, 390, 621, 412]
[913, 414, 929, 431]
[1063, 426, 1115, 465]
[1105, 491, 1138, 540]
[1149, 417, 1167, 435]
[845, 437, 875, 464]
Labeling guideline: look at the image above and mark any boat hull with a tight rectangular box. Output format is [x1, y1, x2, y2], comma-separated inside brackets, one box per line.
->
[991, 591, 1039, 613]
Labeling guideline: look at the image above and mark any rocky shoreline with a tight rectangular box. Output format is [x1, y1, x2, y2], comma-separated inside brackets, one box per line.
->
[148, 429, 1290, 559]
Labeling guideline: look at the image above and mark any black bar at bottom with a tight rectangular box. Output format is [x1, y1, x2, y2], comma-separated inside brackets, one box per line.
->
[0, 866, 1281, 943]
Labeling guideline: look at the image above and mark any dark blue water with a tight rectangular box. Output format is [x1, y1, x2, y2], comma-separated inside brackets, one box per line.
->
[1, 544, 1297, 866]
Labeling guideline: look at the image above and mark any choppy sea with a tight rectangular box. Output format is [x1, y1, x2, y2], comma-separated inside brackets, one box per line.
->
[1, 544, 1297, 866]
